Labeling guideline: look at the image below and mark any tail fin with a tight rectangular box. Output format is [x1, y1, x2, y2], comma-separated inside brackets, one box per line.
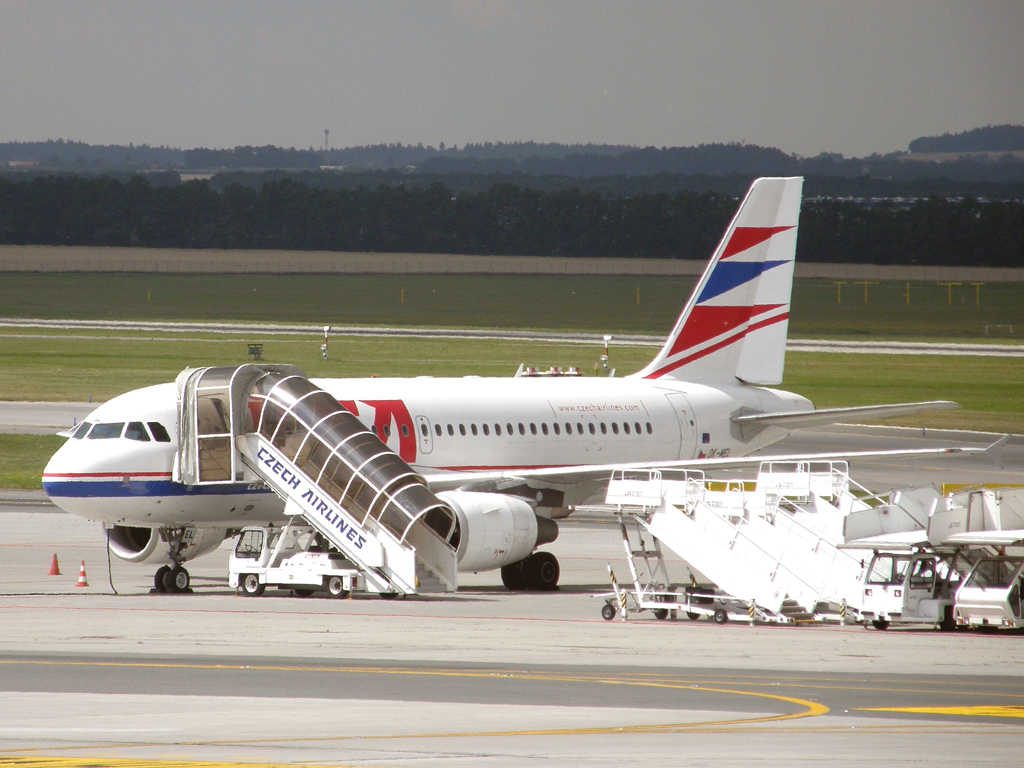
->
[636, 177, 802, 385]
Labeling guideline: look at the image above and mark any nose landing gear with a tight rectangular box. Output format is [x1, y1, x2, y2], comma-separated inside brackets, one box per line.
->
[150, 528, 194, 594]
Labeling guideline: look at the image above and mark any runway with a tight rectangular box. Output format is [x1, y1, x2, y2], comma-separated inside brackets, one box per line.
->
[3, 317, 1023, 356]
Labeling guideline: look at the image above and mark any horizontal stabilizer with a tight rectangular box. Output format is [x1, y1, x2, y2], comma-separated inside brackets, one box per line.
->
[732, 400, 960, 429]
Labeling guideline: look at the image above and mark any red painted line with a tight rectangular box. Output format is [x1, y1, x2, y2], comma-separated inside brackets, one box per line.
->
[646, 313, 788, 379]
[42, 472, 172, 479]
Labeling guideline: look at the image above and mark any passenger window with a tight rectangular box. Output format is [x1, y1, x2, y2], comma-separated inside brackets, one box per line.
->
[148, 422, 171, 442]
[553, 423, 560, 435]
[505, 423, 512, 436]
[518, 423, 525, 435]
[623, 422, 630, 435]
[471, 424, 478, 436]
[125, 422, 150, 442]
[401, 424, 410, 438]
[600, 423, 607, 435]
[530, 423, 537, 435]
[646, 422, 653, 434]
[421, 423, 428, 437]
[495, 424, 502, 436]
[434, 424, 442, 437]
[448, 424, 454, 436]
[88, 423, 124, 440]
[483, 423, 490, 436]
[383, 425, 391, 438]
[71, 421, 92, 439]
[577, 423, 584, 435]
[371, 425, 378, 436]
[541, 423, 548, 436]
[589, 423, 596, 435]
[611, 423, 619, 435]
[459, 424, 467, 436]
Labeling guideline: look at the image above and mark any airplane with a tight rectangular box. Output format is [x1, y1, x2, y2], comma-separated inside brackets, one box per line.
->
[42, 177, 963, 594]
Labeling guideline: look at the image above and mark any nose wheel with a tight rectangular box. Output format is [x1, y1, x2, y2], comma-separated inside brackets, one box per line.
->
[153, 565, 192, 593]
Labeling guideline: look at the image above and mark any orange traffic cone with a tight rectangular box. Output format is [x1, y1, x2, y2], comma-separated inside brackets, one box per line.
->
[75, 560, 89, 588]
[49, 553, 61, 576]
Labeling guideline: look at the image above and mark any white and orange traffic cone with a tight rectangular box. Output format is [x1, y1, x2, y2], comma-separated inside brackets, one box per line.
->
[49, 553, 61, 576]
[75, 560, 89, 588]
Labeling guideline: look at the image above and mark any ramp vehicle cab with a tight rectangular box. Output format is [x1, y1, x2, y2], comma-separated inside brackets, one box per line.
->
[955, 556, 1024, 629]
[229, 524, 365, 598]
[857, 552, 961, 631]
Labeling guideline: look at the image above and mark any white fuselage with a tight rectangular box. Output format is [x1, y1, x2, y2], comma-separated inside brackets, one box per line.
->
[42, 374, 811, 528]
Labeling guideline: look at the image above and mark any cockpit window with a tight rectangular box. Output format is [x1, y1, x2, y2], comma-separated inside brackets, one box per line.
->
[87, 423, 125, 440]
[125, 422, 150, 442]
[71, 421, 92, 439]
[148, 422, 172, 443]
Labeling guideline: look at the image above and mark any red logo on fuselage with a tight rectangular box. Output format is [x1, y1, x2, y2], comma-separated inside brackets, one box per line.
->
[338, 399, 416, 463]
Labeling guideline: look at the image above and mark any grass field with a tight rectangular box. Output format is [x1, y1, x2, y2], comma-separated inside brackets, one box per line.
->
[2, 273, 1024, 340]
[0, 434, 65, 489]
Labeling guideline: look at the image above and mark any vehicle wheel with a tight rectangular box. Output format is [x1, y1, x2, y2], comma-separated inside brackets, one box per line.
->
[687, 612, 701, 621]
[872, 618, 890, 630]
[500, 560, 529, 591]
[601, 603, 616, 621]
[327, 576, 349, 598]
[169, 566, 190, 593]
[293, 589, 314, 598]
[939, 606, 956, 632]
[713, 608, 729, 625]
[153, 566, 170, 593]
[653, 609, 669, 620]
[240, 573, 265, 597]
[528, 552, 560, 591]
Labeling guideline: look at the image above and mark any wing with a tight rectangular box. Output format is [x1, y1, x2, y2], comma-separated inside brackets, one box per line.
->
[420, 436, 1003, 493]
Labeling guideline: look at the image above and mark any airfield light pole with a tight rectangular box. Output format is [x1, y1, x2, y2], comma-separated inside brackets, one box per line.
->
[938, 282, 961, 306]
[853, 281, 878, 303]
[970, 282, 984, 306]
[322, 326, 330, 361]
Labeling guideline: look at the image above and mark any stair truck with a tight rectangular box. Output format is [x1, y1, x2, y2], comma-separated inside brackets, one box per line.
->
[229, 524, 365, 598]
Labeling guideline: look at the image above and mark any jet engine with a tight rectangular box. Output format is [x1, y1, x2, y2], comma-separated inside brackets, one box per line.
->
[105, 524, 228, 564]
[439, 491, 558, 573]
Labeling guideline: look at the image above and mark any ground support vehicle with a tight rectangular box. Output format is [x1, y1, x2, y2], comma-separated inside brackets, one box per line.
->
[844, 550, 965, 631]
[229, 524, 365, 598]
[597, 512, 779, 624]
[955, 555, 1024, 629]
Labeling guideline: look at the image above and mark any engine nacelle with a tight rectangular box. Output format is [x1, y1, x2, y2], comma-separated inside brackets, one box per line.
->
[106, 524, 228, 564]
[439, 491, 558, 572]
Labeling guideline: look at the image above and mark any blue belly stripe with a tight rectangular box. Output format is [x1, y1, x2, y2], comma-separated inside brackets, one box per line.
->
[43, 480, 275, 499]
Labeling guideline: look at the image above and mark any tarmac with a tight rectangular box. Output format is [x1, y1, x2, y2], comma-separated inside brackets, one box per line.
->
[2, 482, 1024, 767]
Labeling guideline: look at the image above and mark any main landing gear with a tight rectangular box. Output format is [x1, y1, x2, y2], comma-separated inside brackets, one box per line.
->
[500, 552, 560, 591]
[151, 527, 193, 594]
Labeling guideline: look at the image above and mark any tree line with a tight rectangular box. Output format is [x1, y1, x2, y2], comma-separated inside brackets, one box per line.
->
[0, 175, 1021, 267]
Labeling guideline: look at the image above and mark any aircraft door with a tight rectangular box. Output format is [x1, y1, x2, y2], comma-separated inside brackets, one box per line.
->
[415, 415, 434, 455]
[664, 393, 698, 459]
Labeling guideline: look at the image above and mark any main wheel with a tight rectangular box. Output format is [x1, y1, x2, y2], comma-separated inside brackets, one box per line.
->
[169, 566, 190, 593]
[653, 609, 669, 620]
[601, 603, 616, 621]
[240, 573, 265, 597]
[872, 618, 890, 631]
[527, 552, 560, 591]
[713, 608, 729, 625]
[939, 606, 956, 632]
[686, 612, 701, 620]
[153, 566, 170, 593]
[500, 560, 529, 591]
[327, 576, 349, 598]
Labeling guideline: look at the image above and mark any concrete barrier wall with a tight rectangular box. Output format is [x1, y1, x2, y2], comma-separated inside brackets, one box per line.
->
[1, 245, 1022, 282]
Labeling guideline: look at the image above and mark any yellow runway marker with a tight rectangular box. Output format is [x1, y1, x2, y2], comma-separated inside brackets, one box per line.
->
[857, 705, 1024, 719]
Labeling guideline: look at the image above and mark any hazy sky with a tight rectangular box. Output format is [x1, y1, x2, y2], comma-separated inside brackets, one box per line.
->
[2, 1, 1022, 157]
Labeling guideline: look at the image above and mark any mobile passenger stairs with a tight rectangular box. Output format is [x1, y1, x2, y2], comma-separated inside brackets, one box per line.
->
[599, 462, 884, 624]
[175, 364, 459, 597]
